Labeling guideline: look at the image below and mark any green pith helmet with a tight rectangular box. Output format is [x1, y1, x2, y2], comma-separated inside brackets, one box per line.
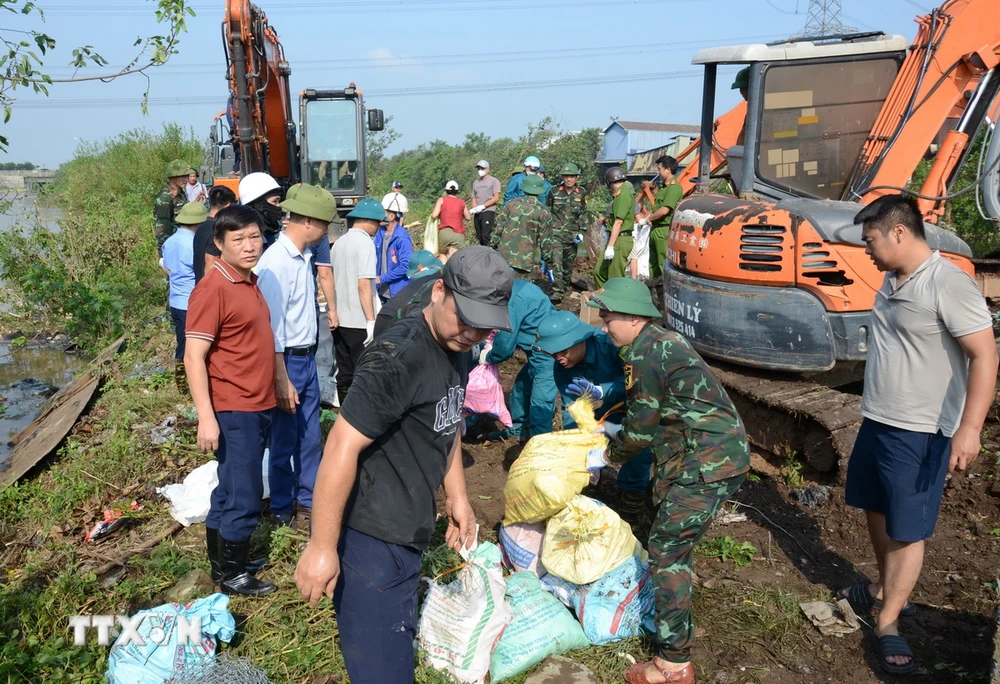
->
[732, 66, 750, 90]
[166, 159, 194, 178]
[587, 277, 661, 318]
[521, 175, 545, 196]
[407, 249, 443, 278]
[175, 201, 208, 226]
[346, 197, 387, 222]
[560, 162, 581, 176]
[280, 183, 336, 223]
[532, 310, 596, 355]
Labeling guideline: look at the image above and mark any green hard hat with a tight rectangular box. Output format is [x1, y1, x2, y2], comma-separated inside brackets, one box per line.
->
[166, 159, 194, 178]
[281, 183, 336, 223]
[560, 162, 581, 176]
[587, 277, 661, 318]
[175, 201, 208, 226]
[521, 175, 545, 196]
[532, 310, 596, 355]
[731, 66, 750, 90]
[346, 197, 386, 222]
[407, 250, 443, 278]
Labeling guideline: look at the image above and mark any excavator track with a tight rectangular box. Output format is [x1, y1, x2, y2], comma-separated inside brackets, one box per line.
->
[707, 361, 863, 482]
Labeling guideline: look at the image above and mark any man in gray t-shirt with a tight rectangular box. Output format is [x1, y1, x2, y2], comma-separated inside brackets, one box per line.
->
[840, 194, 997, 676]
[470, 159, 502, 246]
[330, 198, 384, 403]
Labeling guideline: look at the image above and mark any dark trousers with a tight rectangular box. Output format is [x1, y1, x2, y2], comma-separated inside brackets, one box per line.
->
[206, 410, 271, 542]
[333, 327, 368, 404]
[474, 210, 495, 246]
[334, 527, 422, 684]
[269, 353, 322, 515]
[169, 306, 187, 360]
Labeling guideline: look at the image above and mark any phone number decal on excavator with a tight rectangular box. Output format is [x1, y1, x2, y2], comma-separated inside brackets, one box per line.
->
[664, 294, 701, 339]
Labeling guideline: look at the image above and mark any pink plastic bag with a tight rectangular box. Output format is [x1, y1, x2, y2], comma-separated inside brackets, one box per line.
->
[464, 363, 512, 427]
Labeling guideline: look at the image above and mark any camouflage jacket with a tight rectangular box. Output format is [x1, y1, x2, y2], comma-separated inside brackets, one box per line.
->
[546, 184, 588, 236]
[153, 185, 185, 249]
[491, 196, 552, 272]
[608, 320, 749, 497]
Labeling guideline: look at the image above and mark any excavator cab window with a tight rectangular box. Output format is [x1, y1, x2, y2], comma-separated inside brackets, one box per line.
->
[756, 57, 899, 200]
[303, 99, 362, 193]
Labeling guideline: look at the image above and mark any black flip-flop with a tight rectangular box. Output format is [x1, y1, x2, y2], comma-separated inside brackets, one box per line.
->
[840, 583, 917, 617]
[877, 634, 916, 676]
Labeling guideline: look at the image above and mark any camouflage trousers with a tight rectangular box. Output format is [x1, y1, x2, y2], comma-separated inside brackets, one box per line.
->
[648, 474, 746, 663]
[548, 236, 578, 294]
[511, 267, 533, 282]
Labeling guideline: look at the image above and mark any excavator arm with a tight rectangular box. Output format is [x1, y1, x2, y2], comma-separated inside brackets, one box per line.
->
[223, 0, 297, 184]
[848, 0, 1000, 224]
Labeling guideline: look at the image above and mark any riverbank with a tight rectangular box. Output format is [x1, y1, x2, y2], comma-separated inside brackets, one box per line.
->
[1, 321, 998, 683]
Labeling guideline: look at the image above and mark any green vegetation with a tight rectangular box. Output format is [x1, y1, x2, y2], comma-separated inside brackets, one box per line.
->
[0, 162, 36, 170]
[0, 124, 204, 349]
[779, 454, 805, 489]
[697, 535, 758, 567]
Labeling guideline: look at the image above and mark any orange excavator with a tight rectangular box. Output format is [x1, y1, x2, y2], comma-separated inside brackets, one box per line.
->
[651, 0, 1000, 474]
[210, 0, 385, 215]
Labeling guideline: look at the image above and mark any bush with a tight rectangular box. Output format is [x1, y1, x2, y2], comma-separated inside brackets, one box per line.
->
[0, 124, 204, 348]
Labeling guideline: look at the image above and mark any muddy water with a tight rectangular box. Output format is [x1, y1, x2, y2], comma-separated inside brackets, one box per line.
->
[0, 194, 87, 466]
[0, 340, 89, 465]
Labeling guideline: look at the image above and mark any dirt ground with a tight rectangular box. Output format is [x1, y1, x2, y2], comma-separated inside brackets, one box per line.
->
[452, 268, 1000, 683]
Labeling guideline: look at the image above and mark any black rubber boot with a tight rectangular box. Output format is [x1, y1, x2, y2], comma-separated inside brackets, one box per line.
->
[618, 491, 645, 526]
[206, 527, 222, 584]
[219, 535, 276, 597]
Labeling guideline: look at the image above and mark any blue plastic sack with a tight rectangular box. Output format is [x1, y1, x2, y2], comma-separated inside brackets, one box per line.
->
[106, 593, 236, 683]
[574, 556, 655, 645]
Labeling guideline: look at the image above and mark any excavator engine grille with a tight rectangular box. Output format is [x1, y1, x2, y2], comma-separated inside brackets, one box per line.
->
[739, 224, 786, 272]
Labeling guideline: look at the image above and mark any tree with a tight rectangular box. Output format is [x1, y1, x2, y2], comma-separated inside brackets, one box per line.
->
[0, 0, 195, 150]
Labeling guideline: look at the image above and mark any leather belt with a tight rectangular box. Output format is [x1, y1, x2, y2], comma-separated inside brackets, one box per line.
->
[284, 344, 317, 357]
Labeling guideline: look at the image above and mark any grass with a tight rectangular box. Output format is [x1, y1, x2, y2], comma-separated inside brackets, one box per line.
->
[778, 454, 805, 489]
[0, 326, 830, 683]
[697, 536, 758, 567]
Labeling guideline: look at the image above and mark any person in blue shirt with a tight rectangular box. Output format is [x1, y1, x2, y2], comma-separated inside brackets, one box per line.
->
[373, 196, 414, 302]
[483, 279, 557, 440]
[532, 310, 653, 525]
[162, 201, 208, 394]
[503, 155, 542, 205]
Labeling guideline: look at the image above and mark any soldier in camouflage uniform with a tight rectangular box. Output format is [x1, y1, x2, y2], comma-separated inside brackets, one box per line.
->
[491, 174, 552, 280]
[584, 277, 750, 684]
[154, 159, 194, 251]
[543, 162, 588, 298]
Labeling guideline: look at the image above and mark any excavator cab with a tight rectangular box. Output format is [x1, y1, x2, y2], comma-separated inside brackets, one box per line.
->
[299, 86, 384, 218]
[664, 33, 974, 373]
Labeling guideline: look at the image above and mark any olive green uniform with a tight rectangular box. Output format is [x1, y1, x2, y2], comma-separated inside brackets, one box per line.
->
[650, 180, 682, 279]
[544, 184, 588, 294]
[153, 185, 186, 251]
[593, 181, 635, 288]
[608, 320, 749, 664]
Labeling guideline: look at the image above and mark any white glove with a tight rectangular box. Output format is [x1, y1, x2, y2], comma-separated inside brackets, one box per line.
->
[602, 422, 622, 440]
[586, 446, 608, 471]
[364, 320, 375, 346]
[603, 246, 615, 260]
[637, 218, 651, 228]
[478, 342, 492, 365]
[470, 204, 485, 215]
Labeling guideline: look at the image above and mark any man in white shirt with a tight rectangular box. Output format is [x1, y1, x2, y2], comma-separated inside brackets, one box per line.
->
[330, 198, 384, 404]
[256, 184, 337, 528]
[841, 194, 997, 676]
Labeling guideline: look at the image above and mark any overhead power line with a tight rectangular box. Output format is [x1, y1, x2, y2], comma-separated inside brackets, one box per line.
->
[13, 69, 702, 109]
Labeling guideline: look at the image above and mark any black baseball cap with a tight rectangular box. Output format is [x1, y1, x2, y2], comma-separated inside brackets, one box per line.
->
[442, 246, 513, 331]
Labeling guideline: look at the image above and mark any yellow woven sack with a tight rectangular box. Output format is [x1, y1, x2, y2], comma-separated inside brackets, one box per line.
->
[503, 400, 606, 525]
[541, 495, 647, 585]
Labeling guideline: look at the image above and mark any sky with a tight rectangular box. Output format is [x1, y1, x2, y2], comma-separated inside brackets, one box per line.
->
[3, 0, 935, 168]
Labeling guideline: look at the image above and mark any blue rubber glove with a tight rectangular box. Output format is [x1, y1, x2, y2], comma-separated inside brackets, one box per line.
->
[566, 377, 604, 402]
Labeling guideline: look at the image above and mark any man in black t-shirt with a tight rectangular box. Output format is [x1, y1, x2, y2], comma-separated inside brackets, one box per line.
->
[373, 272, 440, 337]
[295, 246, 513, 684]
[192, 186, 236, 283]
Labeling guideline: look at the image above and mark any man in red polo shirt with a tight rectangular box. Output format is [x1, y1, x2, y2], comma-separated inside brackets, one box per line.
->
[185, 204, 277, 598]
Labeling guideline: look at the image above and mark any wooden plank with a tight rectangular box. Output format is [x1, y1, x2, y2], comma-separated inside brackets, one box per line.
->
[0, 336, 125, 491]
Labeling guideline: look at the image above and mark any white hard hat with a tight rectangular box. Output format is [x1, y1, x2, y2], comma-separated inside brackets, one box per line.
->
[238, 172, 281, 205]
[381, 191, 409, 214]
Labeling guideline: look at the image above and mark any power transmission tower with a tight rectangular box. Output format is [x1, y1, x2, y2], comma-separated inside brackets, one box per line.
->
[796, 0, 857, 38]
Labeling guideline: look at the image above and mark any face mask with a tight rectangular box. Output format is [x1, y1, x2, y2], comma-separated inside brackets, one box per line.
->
[254, 200, 285, 232]
[478, 169, 487, 178]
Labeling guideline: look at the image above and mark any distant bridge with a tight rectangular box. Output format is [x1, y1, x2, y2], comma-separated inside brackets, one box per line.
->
[0, 170, 56, 192]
